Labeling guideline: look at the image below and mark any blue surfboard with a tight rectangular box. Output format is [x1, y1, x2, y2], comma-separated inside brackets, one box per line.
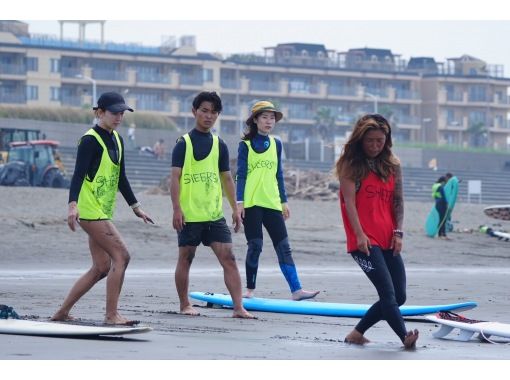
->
[425, 176, 459, 237]
[190, 292, 477, 318]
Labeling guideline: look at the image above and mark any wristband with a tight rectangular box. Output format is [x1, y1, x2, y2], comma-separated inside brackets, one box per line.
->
[393, 229, 404, 238]
[130, 202, 141, 209]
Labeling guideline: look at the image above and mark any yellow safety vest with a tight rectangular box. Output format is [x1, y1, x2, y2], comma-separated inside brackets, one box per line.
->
[244, 136, 282, 211]
[77, 129, 122, 220]
[179, 133, 223, 222]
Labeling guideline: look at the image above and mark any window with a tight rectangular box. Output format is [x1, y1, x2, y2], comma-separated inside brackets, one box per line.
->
[202, 68, 213, 82]
[25, 57, 38, 71]
[26, 85, 38, 100]
[50, 58, 60, 73]
[50, 87, 61, 101]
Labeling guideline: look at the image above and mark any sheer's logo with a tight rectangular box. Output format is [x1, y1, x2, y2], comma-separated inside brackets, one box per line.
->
[353, 255, 374, 273]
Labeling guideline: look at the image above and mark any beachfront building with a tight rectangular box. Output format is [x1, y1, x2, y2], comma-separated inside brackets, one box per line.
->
[1, 20, 510, 150]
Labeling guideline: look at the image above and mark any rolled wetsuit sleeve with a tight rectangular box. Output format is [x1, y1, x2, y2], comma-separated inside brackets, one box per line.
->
[236, 141, 248, 202]
[275, 138, 288, 203]
[68, 136, 97, 203]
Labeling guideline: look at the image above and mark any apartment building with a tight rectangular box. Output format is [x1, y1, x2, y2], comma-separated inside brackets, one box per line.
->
[1, 21, 509, 149]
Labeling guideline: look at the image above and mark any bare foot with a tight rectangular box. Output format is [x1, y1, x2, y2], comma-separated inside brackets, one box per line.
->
[243, 289, 255, 298]
[104, 313, 140, 326]
[180, 305, 200, 316]
[292, 289, 320, 301]
[50, 311, 76, 322]
[344, 329, 370, 345]
[403, 329, 419, 350]
[232, 309, 258, 319]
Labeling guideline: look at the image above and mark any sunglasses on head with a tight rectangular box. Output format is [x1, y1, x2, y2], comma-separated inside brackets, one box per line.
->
[361, 114, 391, 135]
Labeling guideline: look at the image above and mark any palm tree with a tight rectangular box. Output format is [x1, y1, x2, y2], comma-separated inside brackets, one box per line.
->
[467, 121, 488, 147]
[313, 106, 336, 140]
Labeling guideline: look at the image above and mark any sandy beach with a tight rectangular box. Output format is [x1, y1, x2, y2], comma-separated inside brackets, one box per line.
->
[1, 185, 510, 362]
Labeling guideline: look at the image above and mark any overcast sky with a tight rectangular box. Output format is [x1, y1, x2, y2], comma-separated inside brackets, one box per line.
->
[23, 20, 510, 75]
[7, 0, 510, 76]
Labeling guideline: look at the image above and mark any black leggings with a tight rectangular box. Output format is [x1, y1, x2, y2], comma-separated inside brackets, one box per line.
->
[435, 200, 448, 237]
[243, 206, 300, 291]
[350, 247, 408, 342]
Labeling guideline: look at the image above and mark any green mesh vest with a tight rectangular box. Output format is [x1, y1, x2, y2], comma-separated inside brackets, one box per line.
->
[179, 133, 223, 222]
[77, 129, 122, 220]
[244, 136, 282, 211]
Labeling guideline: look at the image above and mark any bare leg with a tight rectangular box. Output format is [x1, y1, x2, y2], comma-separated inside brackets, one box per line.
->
[175, 246, 200, 316]
[344, 329, 371, 345]
[82, 221, 132, 324]
[52, 222, 113, 321]
[211, 242, 256, 319]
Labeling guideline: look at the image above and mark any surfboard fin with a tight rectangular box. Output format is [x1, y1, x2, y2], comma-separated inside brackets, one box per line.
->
[433, 324, 454, 338]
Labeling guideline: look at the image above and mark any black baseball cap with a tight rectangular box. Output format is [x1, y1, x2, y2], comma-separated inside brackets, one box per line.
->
[93, 92, 134, 112]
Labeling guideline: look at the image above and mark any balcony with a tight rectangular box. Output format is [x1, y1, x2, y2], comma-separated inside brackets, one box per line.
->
[446, 92, 463, 102]
[249, 81, 280, 92]
[220, 79, 239, 89]
[136, 99, 170, 112]
[179, 75, 203, 86]
[395, 89, 420, 100]
[61, 95, 82, 107]
[328, 86, 358, 97]
[395, 115, 420, 128]
[288, 84, 320, 95]
[61, 67, 83, 78]
[0, 63, 26, 76]
[287, 109, 314, 121]
[136, 72, 171, 84]
[0, 93, 26, 104]
[92, 69, 127, 82]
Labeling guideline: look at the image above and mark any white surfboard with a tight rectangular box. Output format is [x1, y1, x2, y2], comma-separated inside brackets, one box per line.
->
[483, 205, 510, 221]
[426, 312, 510, 342]
[0, 318, 152, 337]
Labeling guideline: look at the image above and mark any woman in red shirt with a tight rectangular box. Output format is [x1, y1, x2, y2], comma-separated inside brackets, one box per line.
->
[336, 114, 419, 349]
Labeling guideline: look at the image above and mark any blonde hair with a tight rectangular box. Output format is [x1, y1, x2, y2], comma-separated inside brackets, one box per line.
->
[335, 114, 400, 182]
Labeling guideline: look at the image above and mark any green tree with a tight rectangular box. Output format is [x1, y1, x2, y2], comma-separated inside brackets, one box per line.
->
[467, 121, 488, 147]
[313, 106, 336, 139]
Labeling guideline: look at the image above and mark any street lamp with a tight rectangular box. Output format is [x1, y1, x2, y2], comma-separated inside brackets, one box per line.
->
[75, 74, 97, 106]
[422, 118, 432, 144]
[365, 92, 378, 113]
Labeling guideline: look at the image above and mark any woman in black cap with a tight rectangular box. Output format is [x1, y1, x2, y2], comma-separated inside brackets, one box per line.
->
[51, 92, 154, 325]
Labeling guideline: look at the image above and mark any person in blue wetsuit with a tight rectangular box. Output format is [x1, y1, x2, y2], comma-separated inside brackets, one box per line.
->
[236, 100, 320, 301]
[432, 176, 449, 239]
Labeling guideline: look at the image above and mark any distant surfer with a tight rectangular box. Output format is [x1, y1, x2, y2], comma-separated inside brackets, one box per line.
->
[51, 92, 154, 325]
[235, 101, 320, 301]
[336, 113, 419, 349]
[432, 176, 449, 240]
[170, 91, 256, 319]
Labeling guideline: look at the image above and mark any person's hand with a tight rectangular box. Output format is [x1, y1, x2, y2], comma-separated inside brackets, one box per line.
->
[356, 232, 371, 256]
[232, 209, 242, 233]
[237, 203, 245, 221]
[391, 235, 403, 256]
[172, 207, 185, 232]
[67, 202, 79, 232]
[133, 207, 154, 224]
[282, 203, 290, 220]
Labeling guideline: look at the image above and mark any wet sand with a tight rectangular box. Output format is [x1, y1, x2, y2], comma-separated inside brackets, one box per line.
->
[1, 186, 509, 362]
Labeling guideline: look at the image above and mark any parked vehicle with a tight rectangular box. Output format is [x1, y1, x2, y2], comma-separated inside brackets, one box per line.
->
[0, 140, 69, 188]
